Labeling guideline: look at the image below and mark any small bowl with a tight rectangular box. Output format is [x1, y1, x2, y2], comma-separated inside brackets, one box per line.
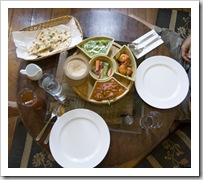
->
[89, 77, 128, 104]
[63, 54, 90, 86]
[77, 36, 114, 58]
[113, 45, 137, 81]
[89, 55, 115, 81]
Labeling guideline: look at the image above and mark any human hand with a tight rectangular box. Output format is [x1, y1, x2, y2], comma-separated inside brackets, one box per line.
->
[181, 34, 191, 62]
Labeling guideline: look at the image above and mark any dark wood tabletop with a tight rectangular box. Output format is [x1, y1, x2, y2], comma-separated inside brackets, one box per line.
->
[10, 8, 176, 168]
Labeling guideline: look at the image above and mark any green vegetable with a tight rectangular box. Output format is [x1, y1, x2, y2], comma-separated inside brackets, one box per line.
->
[100, 62, 109, 79]
[81, 39, 111, 57]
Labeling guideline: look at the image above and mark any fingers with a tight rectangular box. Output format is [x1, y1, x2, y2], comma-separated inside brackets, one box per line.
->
[181, 34, 191, 62]
[187, 47, 191, 59]
[181, 46, 191, 62]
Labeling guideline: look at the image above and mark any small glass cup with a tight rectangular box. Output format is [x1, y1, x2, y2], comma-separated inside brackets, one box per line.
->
[38, 74, 66, 102]
[122, 115, 134, 125]
[17, 88, 44, 110]
[139, 111, 163, 130]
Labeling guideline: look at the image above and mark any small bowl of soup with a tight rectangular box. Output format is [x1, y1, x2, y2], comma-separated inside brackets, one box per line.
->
[63, 54, 90, 86]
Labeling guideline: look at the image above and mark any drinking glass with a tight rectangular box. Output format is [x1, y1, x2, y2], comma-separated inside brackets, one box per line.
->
[38, 74, 66, 102]
[122, 115, 134, 125]
[139, 111, 163, 130]
[17, 88, 44, 110]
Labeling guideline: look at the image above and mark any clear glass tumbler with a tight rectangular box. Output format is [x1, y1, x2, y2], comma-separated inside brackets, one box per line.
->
[38, 74, 66, 102]
[139, 111, 163, 130]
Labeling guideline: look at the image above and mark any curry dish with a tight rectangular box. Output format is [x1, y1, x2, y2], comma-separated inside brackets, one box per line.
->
[91, 78, 126, 101]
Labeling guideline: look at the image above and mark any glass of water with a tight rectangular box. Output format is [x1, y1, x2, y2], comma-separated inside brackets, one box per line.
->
[139, 111, 163, 130]
[38, 74, 66, 102]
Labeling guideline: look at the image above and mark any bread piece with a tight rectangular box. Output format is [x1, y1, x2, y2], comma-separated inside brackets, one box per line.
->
[27, 27, 71, 56]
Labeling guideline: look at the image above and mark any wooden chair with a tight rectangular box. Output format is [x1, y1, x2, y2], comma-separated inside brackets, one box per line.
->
[8, 101, 19, 118]
[8, 101, 20, 153]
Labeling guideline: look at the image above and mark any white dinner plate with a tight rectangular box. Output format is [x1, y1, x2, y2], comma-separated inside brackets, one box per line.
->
[49, 109, 110, 168]
[135, 56, 189, 109]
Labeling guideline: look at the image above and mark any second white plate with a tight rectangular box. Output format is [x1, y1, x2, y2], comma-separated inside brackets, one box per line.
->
[135, 56, 189, 109]
[49, 109, 110, 168]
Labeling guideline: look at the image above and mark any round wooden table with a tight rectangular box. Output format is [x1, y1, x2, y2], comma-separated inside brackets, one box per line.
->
[16, 10, 176, 167]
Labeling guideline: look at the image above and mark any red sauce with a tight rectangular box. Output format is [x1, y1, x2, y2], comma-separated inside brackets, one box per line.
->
[91, 79, 126, 101]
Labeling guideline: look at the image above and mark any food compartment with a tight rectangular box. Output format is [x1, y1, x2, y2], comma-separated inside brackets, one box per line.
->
[89, 55, 115, 81]
[77, 36, 114, 58]
[113, 45, 137, 81]
[89, 77, 128, 104]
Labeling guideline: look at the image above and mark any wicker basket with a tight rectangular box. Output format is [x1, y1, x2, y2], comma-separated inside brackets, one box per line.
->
[20, 15, 83, 61]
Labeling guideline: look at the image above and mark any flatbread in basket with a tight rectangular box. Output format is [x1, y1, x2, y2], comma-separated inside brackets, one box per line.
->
[12, 16, 83, 61]
[27, 27, 71, 56]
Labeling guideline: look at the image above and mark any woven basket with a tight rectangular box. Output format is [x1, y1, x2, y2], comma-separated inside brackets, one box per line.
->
[20, 15, 83, 61]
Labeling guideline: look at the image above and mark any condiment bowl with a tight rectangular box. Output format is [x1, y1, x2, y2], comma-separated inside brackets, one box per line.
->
[77, 36, 114, 58]
[63, 54, 90, 86]
[113, 45, 137, 81]
[89, 55, 116, 81]
[89, 77, 128, 104]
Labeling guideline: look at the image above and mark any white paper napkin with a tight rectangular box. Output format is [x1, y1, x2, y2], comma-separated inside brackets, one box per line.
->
[130, 30, 163, 59]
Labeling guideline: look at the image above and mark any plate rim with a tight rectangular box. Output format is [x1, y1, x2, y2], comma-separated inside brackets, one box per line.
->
[135, 55, 189, 109]
[49, 108, 110, 168]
